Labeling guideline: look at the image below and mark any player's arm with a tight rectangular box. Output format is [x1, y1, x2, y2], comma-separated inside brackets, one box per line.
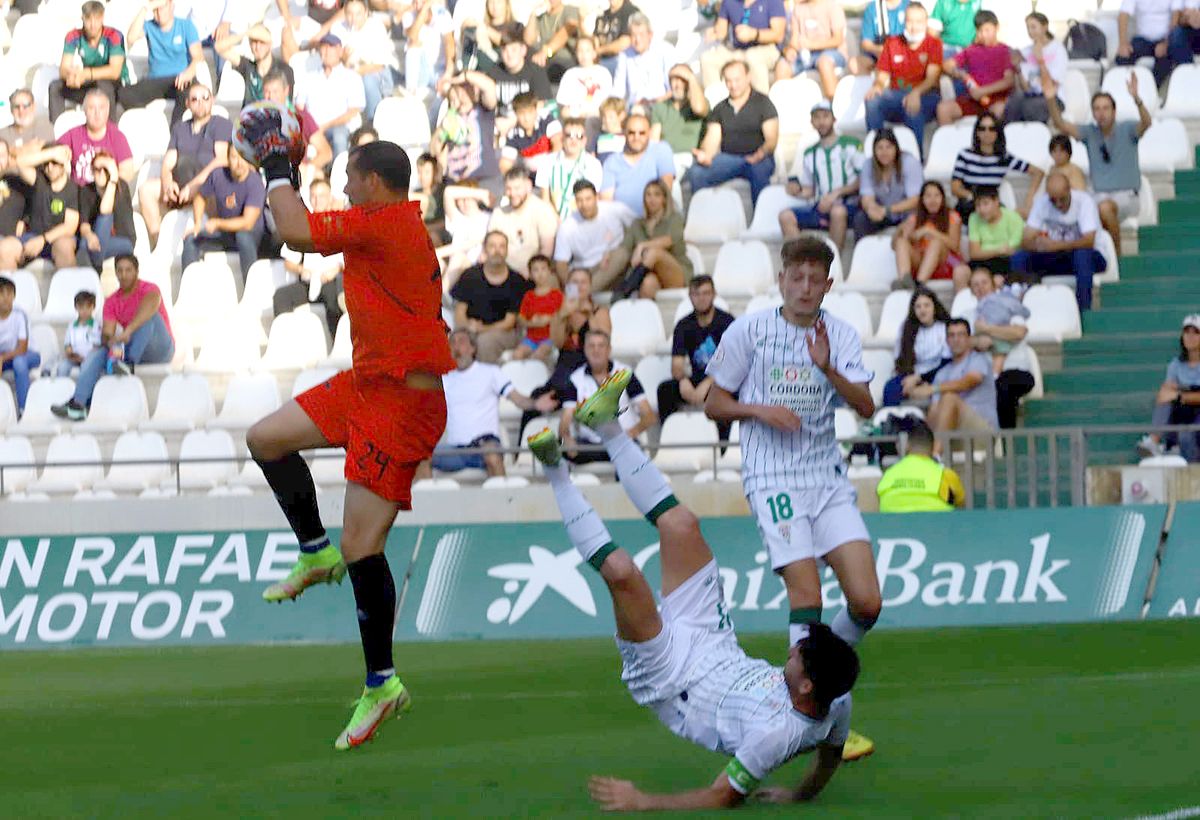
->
[757, 743, 843, 804]
[589, 771, 744, 812]
[808, 318, 875, 418]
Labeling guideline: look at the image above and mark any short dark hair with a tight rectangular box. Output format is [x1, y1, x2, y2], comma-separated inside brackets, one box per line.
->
[1091, 91, 1116, 109]
[947, 317, 972, 335]
[262, 68, 290, 90]
[572, 178, 596, 196]
[501, 22, 526, 46]
[114, 253, 139, 271]
[82, 1, 105, 17]
[973, 185, 1000, 201]
[1049, 133, 1073, 156]
[351, 125, 378, 147]
[527, 253, 552, 272]
[512, 92, 538, 112]
[0, 275, 14, 294]
[74, 290, 96, 307]
[899, 417, 935, 452]
[416, 152, 437, 168]
[504, 165, 531, 182]
[349, 140, 411, 193]
[974, 9, 998, 28]
[797, 623, 859, 713]
[781, 236, 835, 274]
[689, 274, 714, 291]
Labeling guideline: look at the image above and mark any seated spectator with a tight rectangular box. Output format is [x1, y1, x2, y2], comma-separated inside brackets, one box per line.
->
[686, 60, 778, 206]
[535, 117, 603, 220]
[1049, 80, 1150, 257]
[701, 0, 787, 94]
[966, 185, 1024, 278]
[52, 254, 174, 421]
[593, 0, 638, 73]
[138, 81, 230, 244]
[936, 10, 1013, 126]
[951, 112, 1043, 222]
[604, 179, 691, 298]
[57, 89, 137, 188]
[596, 96, 628, 161]
[882, 285, 951, 407]
[499, 91, 562, 177]
[274, 179, 344, 336]
[852, 0, 909, 75]
[774, 0, 848, 100]
[78, 153, 135, 270]
[216, 23, 294, 108]
[335, 0, 401, 118]
[893, 180, 970, 290]
[432, 72, 503, 198]
[515, 254, 564, 362]
[524, 0, 581, 84]
[0, 276, 38, 416]
[1006, 11, 1068, 124]
[613, 12, 675, 106]
[1168, 1, 1200, 71]
[601, 113, 676, 215]
[1048, 134, 1087, 192]
[120, 0, 204, 127]
[928, 0, 979, 57]
[56, 290, 102, 377]
[649, 64, 708, 155]
[780, 101, 862, 249]
[0, 89, 54, 152]
[551, 267, 613, 361]
[864, 3, 942, 156]
[875, 417, 965, 511]
[15, 144, 79, 270]
[659, 275, 735, 437]
[297, 34, 365, 159]
[553, 179, 630, 285]
[964, 268, 1034, 429]
[439, 183, 494, 289]
[421, 328, 556, 477]
[487, 23, 552, 119]
[489, 167, 559, 273]
[556, 36, 613, 118]
[455, 0, 513, 73]
[1138, 314, 1200, 461]
[1011, 172, 1106, 311]
[912, 317, 998, 436]
[183, 144, 266, 284]
[261, 69, 333, 179]
[559, 328, 656, 464]
[853, 127, 921, 238]
[50, 1, 127, 122]
[0, 140, 30, 270]
[415, 153, 448, 241]
[1115, 0, 1173, 87]
[451, 229, 532, 362]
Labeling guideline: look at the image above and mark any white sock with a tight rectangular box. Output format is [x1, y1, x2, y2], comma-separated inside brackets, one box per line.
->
[789, 622, 812, 646]
[596, 421, 673, 518]
[545, 462, 613, 565]
[831, 608, 871, 646]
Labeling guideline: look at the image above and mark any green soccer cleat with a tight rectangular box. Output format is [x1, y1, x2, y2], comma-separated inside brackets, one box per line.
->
[573, 369, 631, 430]
[334, 675, 412, 750]
[262, 545, 346, 602]
[526, 427, 562, 467]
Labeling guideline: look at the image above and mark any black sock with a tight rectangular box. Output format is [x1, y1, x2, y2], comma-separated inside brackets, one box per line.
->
[347, 554, 396, 679]
[256, 452, 326, 545]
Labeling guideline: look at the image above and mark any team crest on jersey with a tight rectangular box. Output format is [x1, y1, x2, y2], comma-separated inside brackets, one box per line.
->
[770, 366, 814, 384]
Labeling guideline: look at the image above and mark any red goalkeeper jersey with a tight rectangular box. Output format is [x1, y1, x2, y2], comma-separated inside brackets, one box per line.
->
[309, 200, 454, 380]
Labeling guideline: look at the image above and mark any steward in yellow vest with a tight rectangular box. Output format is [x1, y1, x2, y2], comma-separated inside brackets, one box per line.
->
[876, 421, 965, 512]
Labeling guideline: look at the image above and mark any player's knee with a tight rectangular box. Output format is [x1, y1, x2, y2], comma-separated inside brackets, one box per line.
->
[851, 593, 883, 625]
[246, 422, 283, 462]
[600, 548, 641, 588]
[658, 505, 701, 544]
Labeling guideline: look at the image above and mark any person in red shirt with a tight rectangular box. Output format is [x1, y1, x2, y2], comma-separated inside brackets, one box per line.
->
[515, 253, 565, 362]
[936, 10, 1014, 125]
[864, 2, 943, 159]
[241, 115, 454, 750]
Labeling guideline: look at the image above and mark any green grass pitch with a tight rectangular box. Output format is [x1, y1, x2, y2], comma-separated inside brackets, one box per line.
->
[1, 620, 1197, 818]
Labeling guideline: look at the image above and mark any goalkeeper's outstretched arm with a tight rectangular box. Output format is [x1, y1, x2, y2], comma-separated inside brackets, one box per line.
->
[267, 179, 316, 253]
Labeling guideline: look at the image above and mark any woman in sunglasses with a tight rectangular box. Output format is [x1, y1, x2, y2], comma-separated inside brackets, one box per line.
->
[950, 112, 1043, 222]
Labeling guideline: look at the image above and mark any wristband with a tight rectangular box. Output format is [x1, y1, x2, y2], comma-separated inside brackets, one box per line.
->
[261, 153, 300, 191]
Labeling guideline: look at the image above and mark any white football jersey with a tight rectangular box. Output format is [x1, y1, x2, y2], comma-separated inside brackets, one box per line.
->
[706, 308, 872, 494]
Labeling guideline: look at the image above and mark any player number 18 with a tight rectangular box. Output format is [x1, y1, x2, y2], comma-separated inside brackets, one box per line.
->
[765, 492, 793, 523]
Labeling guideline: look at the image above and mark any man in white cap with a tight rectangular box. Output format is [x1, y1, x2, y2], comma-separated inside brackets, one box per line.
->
[779, 101, 862, 250]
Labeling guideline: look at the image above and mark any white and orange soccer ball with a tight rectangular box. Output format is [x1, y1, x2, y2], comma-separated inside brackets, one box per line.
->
[233, 100, 306, 168]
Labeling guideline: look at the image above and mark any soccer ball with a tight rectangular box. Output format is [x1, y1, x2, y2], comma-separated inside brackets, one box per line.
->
[233, 100, 306, 167]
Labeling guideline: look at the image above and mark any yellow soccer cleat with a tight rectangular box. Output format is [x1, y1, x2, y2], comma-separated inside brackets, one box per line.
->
[842, 729, 875, 762]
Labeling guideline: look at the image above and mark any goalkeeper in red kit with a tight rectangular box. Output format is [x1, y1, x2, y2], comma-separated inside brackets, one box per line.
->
[240, 107, 455, 750]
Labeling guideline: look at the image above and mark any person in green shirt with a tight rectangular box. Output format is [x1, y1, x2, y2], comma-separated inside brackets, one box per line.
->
[967, 186, 1023, 278]
[649, 64, 709, 154]
[929, 0, 982, 56]
[49, 0, 128, 122]
[876, 418, 965, 512]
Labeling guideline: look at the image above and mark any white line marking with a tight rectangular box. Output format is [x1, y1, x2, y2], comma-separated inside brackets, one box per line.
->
[1130, 807, 1200, 820]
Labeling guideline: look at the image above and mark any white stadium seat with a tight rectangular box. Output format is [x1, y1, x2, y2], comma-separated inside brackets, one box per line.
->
[28, 323, 60, 371]
[844, 235, 898, 293]
[745, 292, 784, 314]
[1139, 118, 1193, 173]
[95, 431, 171, 492]
[0, 435, 36, 494]
[14, 377, 74, 436]
[870, 290, 913, 348]
[309, 447, 348, 487]
[861, 348, 895, 404]
[951, 288, 978, 320]
[174, 261, 239, 347]
[28, 433, 103, 494]
[834, 407, 859, 441]
[1164, 65, 1200, 116]
[633, 354, 674, 411]
[53, 109, 85, 139]
[712, 240, 774, 296]
[1100, 66, 1160, 119]
[482, 475, 530, 489]
[210, 372, 281, 430]
[924, 126, 971, 181]
[194, 324, 263, 372]
[1004, 122, 1052, 170]
[744, 184, 805, 240]
[260, 310, 329, 369]
[499, 359, 549, 421]
[1024, 284, 1082, 342]
[43, 267, 102, 323]
[11, 269, 42, 318]
[76, 375, 150, 433]
[178, 429, 237, 490]
[609, 299, 668, 359]
[241, 259, 292, 317]
[1059, 69, 1092, 123]
[118, 108, 171, 166]
[291, 367, 339, 398]
[143, 373, 216, 431]
[822, 291, 873, 339]
[326, 313, 352, 366]
[684, 188, 747, 244]
[372, 96, 433, 148]
[769, 77, 823, 135]
[832, 74, 873, 134]
[0, 383, 15, 432]
[654, 412, 719, 472]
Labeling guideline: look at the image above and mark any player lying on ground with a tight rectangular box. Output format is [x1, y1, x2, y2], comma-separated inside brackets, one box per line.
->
[237, 104, 455, 750]
[527, 369, 860, 811]
[705, 236, 882, 762]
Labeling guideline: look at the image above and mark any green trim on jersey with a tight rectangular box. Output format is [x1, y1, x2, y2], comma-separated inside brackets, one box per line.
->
[645, 495, 680, 525]
[725, 757, 760, 794]
[588, 542, 618, 572]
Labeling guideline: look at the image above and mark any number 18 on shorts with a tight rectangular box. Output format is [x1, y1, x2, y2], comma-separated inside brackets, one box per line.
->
[749, 485, 871, 570]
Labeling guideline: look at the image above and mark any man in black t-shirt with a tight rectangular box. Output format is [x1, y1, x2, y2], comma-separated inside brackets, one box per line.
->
[0, 140, 33, 270]
[450, 229, 533, 363]
[486, 24, 553, 118]
[594, 0, 640, 71]
[15, 144, 79, 269]
[658, 275, 735, 439]
[684, 60, 778, 205]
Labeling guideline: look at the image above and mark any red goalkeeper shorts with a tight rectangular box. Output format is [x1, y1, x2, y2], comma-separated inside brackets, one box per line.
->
[295, 370, 447, 508]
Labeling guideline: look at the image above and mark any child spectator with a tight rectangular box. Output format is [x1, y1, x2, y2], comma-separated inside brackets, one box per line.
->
[515, 254, 564, 362]
[972, 272, 1031, 374]
[57, 290, 102, 377]
[596, 96, 627, 162]
[0, 275, 39, 416]
[893, 180, 970, 291]
[1048, 134, 1087, 192]
[937, 10, 1014, 125]
[967, 185, 1024, 279]
[499, 92, 562, 176]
